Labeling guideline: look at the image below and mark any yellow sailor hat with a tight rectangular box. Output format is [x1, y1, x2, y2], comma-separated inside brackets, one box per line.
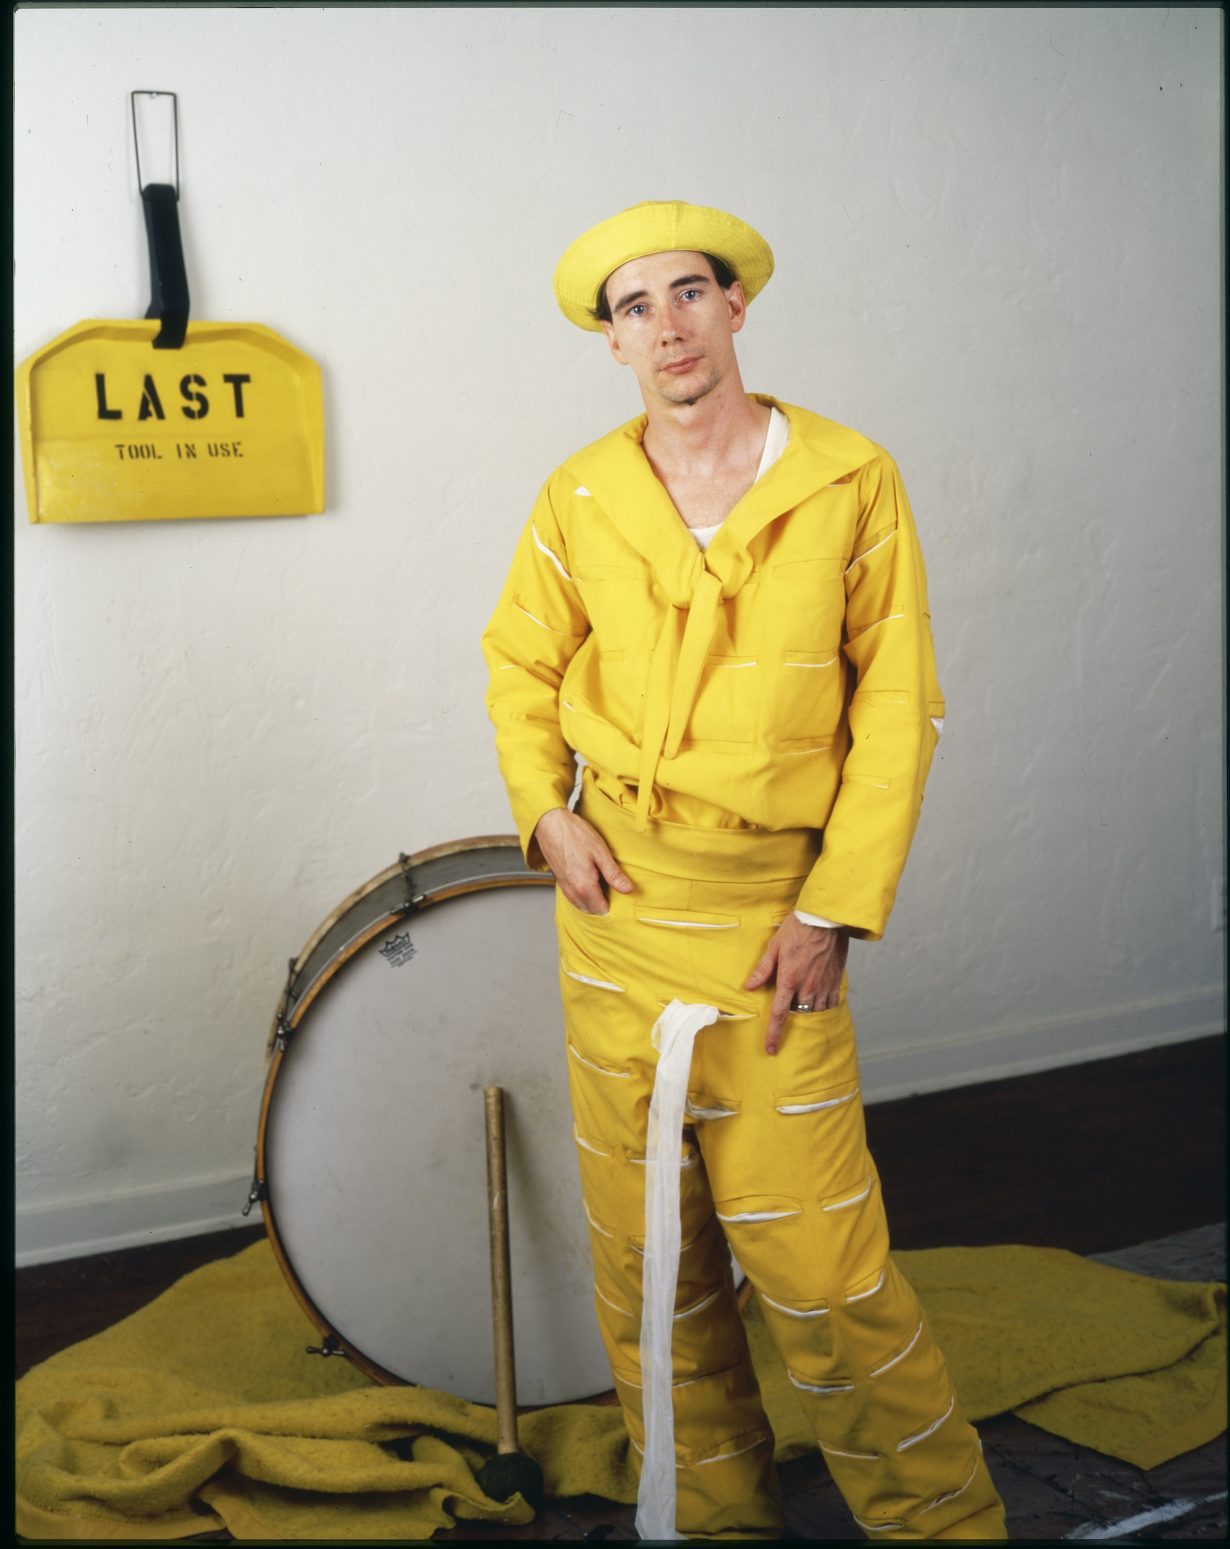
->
[553, 200, 775, 332]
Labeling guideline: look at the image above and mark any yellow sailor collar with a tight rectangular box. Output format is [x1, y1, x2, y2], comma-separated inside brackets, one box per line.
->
[561, 398, 882, 827]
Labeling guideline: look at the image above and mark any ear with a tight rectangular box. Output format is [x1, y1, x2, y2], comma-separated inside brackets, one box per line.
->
[725, 281, 748, 335]
[600, 320, 628, 365]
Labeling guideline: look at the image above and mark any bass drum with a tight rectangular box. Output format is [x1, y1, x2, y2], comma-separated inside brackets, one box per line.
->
[254, 836, 614, 1406]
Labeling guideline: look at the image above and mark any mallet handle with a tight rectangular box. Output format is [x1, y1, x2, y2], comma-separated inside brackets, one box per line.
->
[483, 1085, 519, 1456]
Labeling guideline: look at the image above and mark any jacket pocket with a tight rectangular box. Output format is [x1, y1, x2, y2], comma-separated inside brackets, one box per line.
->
[768, 557, 847, 656]
[574, 563, 645, 652]
[713, 1194, 806, 1297]
[681, 654, 759, 746]
[770, 648, 845, 750]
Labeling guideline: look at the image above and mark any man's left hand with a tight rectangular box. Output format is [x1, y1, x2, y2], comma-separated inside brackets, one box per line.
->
[746, 917, 850, 1055]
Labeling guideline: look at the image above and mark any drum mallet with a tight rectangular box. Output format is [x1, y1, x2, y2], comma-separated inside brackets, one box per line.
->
[475, 1085, 547, 1511]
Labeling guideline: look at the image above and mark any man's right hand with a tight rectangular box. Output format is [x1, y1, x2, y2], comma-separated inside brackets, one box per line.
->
[533, 808, 634, 914]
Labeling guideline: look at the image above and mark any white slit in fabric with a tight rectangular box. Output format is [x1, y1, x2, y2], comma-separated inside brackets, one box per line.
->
[823, 1177, 872, 1212]
[868, 1319, 923, 1378]
[569, 1043, 632, 1078]
[759, 1292, 830, 1319]
[716, 1207, 800, 1224]
[583, 1203, 615, 1238]
[563, 968, 626, 993]
[674, 1289, 720, 1322]
[914, 1456, 980, 1517]
[531, 524, 574, 580]
[849, 610, 905, 640]
[693, 1433, 771, 1467]
[846, 1267, 887, 1303]
[788, 1371, 855, 1395]
[845, 530, 897, 572]
[639, 917, 738, 930]
[594, 1282, 634, 1317]
[897, 1392, 956, 1452]
[776, 1092, 856, 1115]
[685, 1099, 738, 1121]
[514, 603, 576, 635]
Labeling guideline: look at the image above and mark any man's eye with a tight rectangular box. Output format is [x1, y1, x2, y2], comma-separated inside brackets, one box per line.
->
[680, 289, 701, 301]
[627, 303, 646, 317]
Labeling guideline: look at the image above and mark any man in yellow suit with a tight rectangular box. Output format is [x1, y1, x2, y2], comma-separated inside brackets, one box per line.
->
[482, 202, 1006, 1541]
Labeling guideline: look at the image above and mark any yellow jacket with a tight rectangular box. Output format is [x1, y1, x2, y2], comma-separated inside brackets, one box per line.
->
[482, 396, 944, 939]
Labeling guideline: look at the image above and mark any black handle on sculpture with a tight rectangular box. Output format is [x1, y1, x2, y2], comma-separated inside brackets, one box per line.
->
[141, 182, 189, 350]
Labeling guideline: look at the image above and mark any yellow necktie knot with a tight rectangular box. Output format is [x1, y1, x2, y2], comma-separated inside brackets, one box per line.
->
[635, 567, 734, 828]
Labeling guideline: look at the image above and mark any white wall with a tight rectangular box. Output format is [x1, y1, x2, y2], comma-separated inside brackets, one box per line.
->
[14, 6, 1224, 1265]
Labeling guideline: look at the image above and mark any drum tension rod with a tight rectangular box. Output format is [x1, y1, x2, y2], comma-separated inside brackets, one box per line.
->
[241, 1177, 267, 1218]
[305, 1335, 345, 1359]
[273, 957, 298, 1052]
[398, 852, 426, 912]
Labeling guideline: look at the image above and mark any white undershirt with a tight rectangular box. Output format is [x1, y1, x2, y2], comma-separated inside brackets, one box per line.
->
[687, 405, 790, 551]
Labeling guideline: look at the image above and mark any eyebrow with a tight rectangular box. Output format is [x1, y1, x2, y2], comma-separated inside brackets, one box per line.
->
[611, 273, 710, 314]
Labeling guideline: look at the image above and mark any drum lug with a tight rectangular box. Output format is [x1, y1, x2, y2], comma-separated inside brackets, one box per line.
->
[398, 851, 426, 912]
[274, 957, 298, 1050]
[305, 1335, 345, 1359]
[242, 1177, 267, 1217]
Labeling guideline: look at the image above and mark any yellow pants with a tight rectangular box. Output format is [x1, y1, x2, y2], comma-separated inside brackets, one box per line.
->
[556, 786, 1007, 1541]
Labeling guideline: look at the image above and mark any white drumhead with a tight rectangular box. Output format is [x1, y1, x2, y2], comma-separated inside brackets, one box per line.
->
[264, 876, 614, 1405]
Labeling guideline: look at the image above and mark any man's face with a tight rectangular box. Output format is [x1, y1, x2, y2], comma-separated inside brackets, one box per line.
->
[599, 250, 747, 409]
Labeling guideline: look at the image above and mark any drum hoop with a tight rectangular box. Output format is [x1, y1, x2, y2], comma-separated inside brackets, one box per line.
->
[265, 835, 550, 1053]
[259, 1200, 410, 1386]
[254, 836, 554, 1389]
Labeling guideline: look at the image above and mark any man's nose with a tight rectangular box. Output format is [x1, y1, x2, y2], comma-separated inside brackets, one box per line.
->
[658, 305, 685, 341]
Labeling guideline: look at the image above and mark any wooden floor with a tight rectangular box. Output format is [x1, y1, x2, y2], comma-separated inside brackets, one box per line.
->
[16, 1033, 1228, 1541]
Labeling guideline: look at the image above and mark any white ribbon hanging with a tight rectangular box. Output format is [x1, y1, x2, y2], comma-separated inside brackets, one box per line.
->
[634, 998, 721, 1543]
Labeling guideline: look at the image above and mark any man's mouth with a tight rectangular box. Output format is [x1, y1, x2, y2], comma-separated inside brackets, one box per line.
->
[661, 356, 700, 375]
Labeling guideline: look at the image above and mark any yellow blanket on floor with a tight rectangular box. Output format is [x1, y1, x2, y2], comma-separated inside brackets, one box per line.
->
[16, 1240, 1225, 1541]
